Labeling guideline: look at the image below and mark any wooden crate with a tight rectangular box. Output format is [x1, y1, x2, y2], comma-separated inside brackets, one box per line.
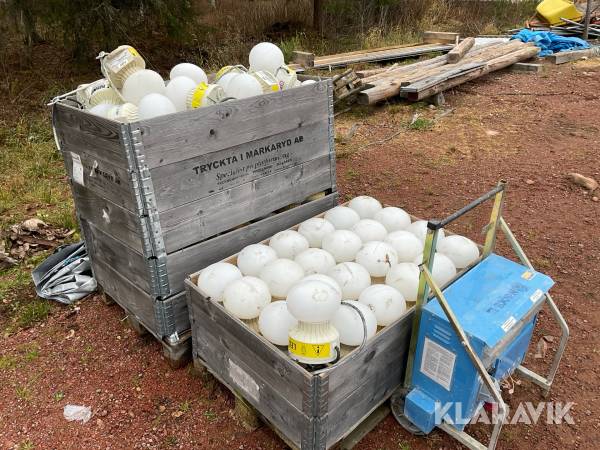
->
[185, 209, 414, 449]
[51, 80, 337, 364]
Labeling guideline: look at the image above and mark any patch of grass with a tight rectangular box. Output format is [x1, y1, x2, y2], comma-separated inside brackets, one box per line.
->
[53, 391, 65, 402]
[203, 409, 218, 421]
[398, 442, 411, 450]
[164, 436, 178, 447]
[535, 257, 552, 269]
[0, 355, 18, 370]
[179, 401, 191, 413]
[15, 300, 51, 329]
[15, 384, 32, 401]
[17, 441, 34, 450]
[409, 117, 434, 131]
[346, 168, 359, 180]
[19, 343, 40, 361]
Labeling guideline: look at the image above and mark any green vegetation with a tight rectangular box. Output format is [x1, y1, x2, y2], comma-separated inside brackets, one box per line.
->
[409, 117, 434, 131]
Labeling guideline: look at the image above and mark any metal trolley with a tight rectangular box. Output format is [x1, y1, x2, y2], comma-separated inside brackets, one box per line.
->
[395, 181, 569, 450]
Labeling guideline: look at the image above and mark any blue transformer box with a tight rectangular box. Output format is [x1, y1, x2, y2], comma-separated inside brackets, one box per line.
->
[405, 253, 554, 433]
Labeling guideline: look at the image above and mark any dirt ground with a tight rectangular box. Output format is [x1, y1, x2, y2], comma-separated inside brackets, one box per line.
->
[1, 59, 599, 450]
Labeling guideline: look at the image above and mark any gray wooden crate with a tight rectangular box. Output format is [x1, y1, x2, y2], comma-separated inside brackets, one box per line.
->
[185, 215, 414, 448]
[51, 80, 336, 359]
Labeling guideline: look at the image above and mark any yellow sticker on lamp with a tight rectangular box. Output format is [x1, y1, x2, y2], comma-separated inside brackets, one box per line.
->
[128, 47, 140, 57]
[521, 270, 535, 280]
[190, 82, 209, 109]
[288, 338, 331, 359]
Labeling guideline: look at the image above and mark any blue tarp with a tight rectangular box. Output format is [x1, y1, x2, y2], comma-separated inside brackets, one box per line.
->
[511, 29, 590, 56]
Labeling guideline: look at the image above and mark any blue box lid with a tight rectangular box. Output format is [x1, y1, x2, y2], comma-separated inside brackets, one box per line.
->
[424, 253, 554, 348]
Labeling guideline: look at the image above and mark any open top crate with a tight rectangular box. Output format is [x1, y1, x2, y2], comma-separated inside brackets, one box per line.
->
[51, 80, 336, 363]
[185, 206, 416, 449]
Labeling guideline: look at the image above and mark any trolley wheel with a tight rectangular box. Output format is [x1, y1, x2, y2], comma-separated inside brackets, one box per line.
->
[390, 388, 426, 436]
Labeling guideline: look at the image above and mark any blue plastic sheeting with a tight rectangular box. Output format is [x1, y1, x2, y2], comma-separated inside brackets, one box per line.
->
[511, 29, 590, 56]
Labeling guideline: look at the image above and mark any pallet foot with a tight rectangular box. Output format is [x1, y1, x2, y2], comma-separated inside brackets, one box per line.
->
[232, 393, 262, 431]
[162, 337, 192, 369]
[126, 312, 149, 336]
[338, 403, 390, 449]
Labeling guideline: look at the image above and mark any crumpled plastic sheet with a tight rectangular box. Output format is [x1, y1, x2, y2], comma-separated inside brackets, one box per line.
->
[31, 241, 97, 304]
[63, 404, 92, 423]
[511, 29, 590, 56]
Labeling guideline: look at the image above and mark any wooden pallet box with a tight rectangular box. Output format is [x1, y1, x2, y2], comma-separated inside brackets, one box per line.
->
[185, 217, 414, 449]
[51, 80, 336, 362]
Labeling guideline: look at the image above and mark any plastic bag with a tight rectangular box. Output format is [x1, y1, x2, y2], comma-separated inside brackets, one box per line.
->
[63, 404, 92, 423]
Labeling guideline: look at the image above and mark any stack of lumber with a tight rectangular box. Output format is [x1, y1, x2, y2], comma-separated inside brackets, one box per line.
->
[356, 40, 540, 104]
[290, 42, 454, 70]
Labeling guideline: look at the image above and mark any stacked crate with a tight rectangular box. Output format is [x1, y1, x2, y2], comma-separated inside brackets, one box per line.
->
[52, 80, 337, 364]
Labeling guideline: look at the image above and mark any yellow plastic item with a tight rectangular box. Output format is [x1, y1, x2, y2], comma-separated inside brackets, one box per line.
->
[536, 0, 583, 26]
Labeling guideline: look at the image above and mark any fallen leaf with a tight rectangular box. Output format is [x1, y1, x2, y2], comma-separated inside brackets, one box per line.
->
[534, 337, 548, 359]
[171, 410, 184, 418]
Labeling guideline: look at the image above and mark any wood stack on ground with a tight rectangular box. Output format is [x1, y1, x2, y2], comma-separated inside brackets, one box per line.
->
[356, 40, 540, 104]
[290, 42, 453, 70]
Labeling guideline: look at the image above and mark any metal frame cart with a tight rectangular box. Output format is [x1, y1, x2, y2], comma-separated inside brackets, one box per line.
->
[394, 181, 569, 450]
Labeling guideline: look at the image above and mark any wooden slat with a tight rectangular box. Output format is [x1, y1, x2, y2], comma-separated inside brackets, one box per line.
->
[82, 219, 151, 293]
[137, 82, 330, 169]
[62, 148, 136, 212]
[166, 194, 338, 294]
[187, 288, 311, 410]
[53, 103, 127, 167]
[326, 310, 412, 411]
[72, 183, 143, 253]
[160, 155, 333, 252]
[91, 257, 158, 333]
[546, 46, 600, 64]
[326, 355, 404, 447]
[150, 119, 331, 212]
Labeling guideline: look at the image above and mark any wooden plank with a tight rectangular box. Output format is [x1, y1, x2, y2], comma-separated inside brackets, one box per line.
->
[422, 31, 460, 44]
[71, 183, 143, 253]
[53, 103, 127, 167]
[137, 82, 331, 169]
[82, 219, 151, 293]
[166, 194, 338, 294]
[510, 62, 545, 73]
[62, 148, 136, 212]
[150, 119, 331, 212]
[326, 310, 413, 411]
[401, 62, 485, 92]
[312, 44, 453, 69]
[160, 155, 334, 252]
[546, 46, 600, 64]
[447, 37, 475, 63]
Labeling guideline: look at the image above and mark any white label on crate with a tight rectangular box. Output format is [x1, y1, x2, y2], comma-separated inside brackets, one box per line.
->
[71, 152, 84, 185]
[420, 337, 456, 391]
[501, 315, 517, 332]
[228, 359, 260, 403]
[530, 289, 544, 303]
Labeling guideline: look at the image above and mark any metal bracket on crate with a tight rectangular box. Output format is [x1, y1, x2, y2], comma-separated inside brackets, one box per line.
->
[326, 79, 337, 194]
[120, 123, 170, 299]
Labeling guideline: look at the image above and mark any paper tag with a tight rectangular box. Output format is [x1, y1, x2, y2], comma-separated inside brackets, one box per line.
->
[420, 337, 456, 391]
[521, 270, 535, 280]
[71, 152, 84, 185]
[530, 289, 544, 303]
[228, 360, 259, 402]
[288, 337, 331, 359]
[501, 316, 517, 333]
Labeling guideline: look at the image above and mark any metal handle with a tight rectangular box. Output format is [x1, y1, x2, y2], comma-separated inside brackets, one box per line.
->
[427, 180, 506, 230]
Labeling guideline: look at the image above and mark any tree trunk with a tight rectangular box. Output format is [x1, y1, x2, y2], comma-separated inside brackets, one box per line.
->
[313, 0, 323, 32]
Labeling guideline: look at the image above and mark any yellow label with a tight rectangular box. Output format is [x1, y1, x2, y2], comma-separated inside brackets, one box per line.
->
[289, 338, 331, 359]
[190, 82, 208, 109]
[271, 84, 280, 92]
[215, 65, 232, 81]
[128, 47, 140, 57]
[521, 270, 534, 280]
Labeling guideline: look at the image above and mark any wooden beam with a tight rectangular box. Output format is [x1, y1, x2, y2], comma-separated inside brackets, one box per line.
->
[447, 37, 475, 63]
[422, 31, 460, 44]
[292, 51, 315, 67]
[546, 46, 600, 64]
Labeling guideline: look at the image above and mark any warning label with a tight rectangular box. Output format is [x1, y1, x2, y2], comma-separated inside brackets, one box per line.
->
[420, 337, 456, 391]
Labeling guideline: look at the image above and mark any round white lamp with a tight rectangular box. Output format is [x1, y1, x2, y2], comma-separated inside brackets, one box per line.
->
[269, 230, 309, 259]
[295, 248, 336, 275]
[327, 262, 371, 300]
[355, 241, 398, 277]
[258, 301, 298, 346]
[321, 230, 362, 263]
[374, 207, 411, 232]
[323, 206, 360, 230]
[197, 262, 242, 302]
[351, 219, 388, 243]
[331, 301, 377, 346]
[358, 284, 406, 326]
[237, 244, 277, 276]
[348, 196, 382, 219]
[259, 258, 305, 299]
[297, 217, 335, 248]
